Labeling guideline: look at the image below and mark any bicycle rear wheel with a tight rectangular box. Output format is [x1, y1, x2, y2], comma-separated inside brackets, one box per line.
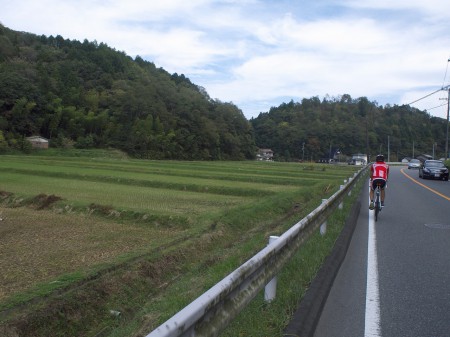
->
[374, 192, 380, 222]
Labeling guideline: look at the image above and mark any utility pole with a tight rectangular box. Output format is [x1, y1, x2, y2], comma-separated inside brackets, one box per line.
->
[447, 60, 450, 160]
[366, 111, 369, 162]
[302, 142, 305, 161]
[445, 88, 450, 160]
[329, 142, 332, 162]
[444, 59, 450, 160]
[440, 86, 450, 160]
[388, 136, 390, 162]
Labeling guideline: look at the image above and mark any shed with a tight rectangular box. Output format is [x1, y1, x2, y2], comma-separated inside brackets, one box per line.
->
[26, 136, 49, 149]
[256, 149, 274, 161]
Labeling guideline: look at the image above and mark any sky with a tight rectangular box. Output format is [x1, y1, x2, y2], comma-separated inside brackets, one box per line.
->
[2, 0, 450, 120]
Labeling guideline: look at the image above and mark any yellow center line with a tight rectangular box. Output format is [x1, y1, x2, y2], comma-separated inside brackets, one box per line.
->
[401, 168, 450, 201]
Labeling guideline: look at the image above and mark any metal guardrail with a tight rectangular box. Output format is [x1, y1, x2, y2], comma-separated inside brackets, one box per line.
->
[146, 166, 369, 337]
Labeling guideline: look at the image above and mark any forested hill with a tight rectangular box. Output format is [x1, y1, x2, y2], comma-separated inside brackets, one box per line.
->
[0, 24, 255, 160]
[251, 96, 448, 162]
[0, 25, 447, 162]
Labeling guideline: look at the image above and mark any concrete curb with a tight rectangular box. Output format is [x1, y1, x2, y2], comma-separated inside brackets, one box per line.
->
[283, 197, 362, 337]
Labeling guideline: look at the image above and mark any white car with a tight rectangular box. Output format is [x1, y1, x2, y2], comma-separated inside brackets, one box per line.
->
[408, 159, 421, 169]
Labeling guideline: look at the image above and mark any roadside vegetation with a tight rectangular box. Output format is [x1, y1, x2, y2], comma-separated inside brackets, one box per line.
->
[0, 150, 362, 336]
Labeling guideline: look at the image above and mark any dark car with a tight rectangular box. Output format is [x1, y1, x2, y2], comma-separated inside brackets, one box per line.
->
[419, 160, 449, 181]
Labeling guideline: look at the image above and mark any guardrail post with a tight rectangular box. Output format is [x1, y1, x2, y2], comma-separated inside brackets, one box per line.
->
[339, 185, 344, 210]
[264, 236, 279, 303]
[345, 179, 352, 196]
[320, 199, 327, 235]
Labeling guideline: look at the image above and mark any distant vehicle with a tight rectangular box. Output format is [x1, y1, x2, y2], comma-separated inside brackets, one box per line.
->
[348, 153, 367, 166]
[419, 160, 449, 181]
[408, 159, 421, 169]
[317, 158, 335, 164]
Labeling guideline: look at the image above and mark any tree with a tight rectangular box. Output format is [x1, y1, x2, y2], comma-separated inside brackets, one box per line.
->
[10, 97, 37, 137]
[0, 130, 8, 153]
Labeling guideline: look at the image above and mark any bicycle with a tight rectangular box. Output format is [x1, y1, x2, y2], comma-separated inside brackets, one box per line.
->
[374, 182, 382, 221]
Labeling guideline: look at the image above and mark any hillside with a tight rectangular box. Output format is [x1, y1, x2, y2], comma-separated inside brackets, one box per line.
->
[1, 25, 448, 162]
[251, 96, 448, 161]
[0, 24, 255, 160]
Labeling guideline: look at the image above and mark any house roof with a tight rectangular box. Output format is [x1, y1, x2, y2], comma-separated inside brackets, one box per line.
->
[26, 136, 49, 143]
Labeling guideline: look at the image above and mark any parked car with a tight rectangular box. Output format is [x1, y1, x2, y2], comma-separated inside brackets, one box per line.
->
[408, 159, 421, 169]
[419, 160, 449, 181]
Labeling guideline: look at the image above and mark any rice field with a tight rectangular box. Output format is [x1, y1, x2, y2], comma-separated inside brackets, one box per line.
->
[0, 155, 358, 221]
[0, 153, 361, 336]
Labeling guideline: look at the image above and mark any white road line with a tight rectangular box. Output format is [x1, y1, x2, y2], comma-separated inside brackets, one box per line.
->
[365, 188, 381, 337]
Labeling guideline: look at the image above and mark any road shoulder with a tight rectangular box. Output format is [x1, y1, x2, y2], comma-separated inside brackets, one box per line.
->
[283, 196, 362, 337]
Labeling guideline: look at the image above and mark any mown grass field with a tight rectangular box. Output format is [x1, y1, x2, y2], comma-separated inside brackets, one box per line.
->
[0, 151, 362, 337]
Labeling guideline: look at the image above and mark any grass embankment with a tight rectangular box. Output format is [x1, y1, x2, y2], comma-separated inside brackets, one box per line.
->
[0, 150, 362, 337]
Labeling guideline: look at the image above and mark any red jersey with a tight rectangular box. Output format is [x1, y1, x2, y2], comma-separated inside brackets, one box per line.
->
[371, 162, 389, 181]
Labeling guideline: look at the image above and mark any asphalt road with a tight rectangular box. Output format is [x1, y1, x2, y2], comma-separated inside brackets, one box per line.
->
[313, 165, 450, 337]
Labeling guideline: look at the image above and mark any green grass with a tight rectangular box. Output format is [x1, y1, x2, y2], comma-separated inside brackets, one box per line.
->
[107, 172, 367, 337]
[220, 176, 366, 336]
[0, 155, 356, 224]
[1, 171, 247, 215]
[0, 151, 362, 337]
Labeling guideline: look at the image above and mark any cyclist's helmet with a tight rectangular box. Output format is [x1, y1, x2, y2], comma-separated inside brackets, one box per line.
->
[376, 154, 385, 162]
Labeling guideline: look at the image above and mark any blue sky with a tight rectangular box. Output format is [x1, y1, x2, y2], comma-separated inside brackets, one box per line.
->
[2, 0, 450, 119]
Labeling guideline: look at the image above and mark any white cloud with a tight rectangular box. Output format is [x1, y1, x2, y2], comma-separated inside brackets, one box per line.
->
[2, 0, 450, 119]
[341, 0, 450, 15]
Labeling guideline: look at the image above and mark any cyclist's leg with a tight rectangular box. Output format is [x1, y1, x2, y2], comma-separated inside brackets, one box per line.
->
[379, 180, 386, 205]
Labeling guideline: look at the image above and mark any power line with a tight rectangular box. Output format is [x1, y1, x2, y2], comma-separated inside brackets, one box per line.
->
[408, 60, 450, 108]
[442, 57, 450, 87]
[407, 88, 443, 105]
[442, 57, 450, 88]
[425, 103, 447, 111]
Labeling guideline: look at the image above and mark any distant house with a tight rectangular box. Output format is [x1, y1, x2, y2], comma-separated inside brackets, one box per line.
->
[256, 148, 274, 161]
[26, 136, 49, 149]
[416, 154, 432, 162]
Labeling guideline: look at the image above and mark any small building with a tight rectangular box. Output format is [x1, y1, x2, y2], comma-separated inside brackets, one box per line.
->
[26, 136, 49, 149]
[256, 148, 274, 161]
[416, 154, 432, 162]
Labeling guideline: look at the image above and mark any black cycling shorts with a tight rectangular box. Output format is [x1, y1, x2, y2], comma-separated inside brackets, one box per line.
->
[371, 178, 386, 190]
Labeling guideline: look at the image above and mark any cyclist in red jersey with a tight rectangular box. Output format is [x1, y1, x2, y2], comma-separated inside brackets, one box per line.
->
[369, 154, 389, 210]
